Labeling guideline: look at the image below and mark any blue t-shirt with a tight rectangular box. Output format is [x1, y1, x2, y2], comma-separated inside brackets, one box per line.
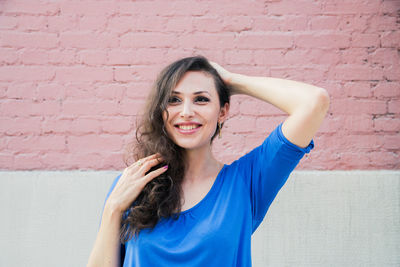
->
[103, 122, 314, 267]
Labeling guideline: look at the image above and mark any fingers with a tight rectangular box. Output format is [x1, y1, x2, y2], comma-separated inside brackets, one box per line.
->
[124, 153, 165, 181]
[142, 165, 168, 184]
[127, 153, 162, 170]
[209, 61, 233, 85]
[111, 153, 167, 212]
[138, 153, 161, 164]
[209, 61, 219, 68]
[210, 61, 224, 71]
[138, 157, 165, 174]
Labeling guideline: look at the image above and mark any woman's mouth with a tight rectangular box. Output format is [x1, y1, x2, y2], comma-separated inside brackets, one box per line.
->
[174, 124, 202, 134]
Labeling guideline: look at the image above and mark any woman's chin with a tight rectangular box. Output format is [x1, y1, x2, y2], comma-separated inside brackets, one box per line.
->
[175, 141, 210, 151]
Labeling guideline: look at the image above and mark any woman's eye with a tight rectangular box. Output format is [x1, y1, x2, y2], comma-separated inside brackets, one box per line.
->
[196, 96, 210, 103]
[168, 96, 209, 104]
[168, 96, 180, 103]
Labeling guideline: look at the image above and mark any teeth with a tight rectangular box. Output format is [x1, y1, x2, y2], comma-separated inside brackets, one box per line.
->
[178, 125, 200, 130]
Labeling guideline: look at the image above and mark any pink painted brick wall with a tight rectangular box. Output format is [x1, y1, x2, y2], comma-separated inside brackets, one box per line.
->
[0, 0, 399, 170]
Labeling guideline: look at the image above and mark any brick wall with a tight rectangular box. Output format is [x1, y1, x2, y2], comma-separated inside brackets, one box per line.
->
[0, 0, 399, 170]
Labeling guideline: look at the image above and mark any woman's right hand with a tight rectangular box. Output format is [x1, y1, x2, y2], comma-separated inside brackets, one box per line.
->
[106, 153, 168, 215]
[87, 155, 166, 267]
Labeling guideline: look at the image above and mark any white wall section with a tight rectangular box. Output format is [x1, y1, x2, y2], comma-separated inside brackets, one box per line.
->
[0, 171, 399, 267]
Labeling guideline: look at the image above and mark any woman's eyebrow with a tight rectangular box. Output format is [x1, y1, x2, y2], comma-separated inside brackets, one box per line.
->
[172, 90, 211, 96]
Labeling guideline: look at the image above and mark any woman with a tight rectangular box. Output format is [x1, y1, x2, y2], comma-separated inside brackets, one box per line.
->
[87, 56, 330, 267]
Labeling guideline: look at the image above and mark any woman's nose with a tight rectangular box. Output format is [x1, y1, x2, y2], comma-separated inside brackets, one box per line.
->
[180, 101, 194, 118]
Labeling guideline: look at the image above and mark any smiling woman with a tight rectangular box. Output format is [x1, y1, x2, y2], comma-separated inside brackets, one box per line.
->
[162, 71, 229, 150]
[87, 56, 329, 267]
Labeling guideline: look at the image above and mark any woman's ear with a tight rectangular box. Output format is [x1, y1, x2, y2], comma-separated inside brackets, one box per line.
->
[219, 102, 230, 123]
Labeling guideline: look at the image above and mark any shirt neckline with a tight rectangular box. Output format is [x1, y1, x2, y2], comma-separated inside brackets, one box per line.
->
[174, 164, 227, 216]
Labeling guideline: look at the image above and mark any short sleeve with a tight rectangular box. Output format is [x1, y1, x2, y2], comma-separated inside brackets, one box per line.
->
[231, 122, 314, 233]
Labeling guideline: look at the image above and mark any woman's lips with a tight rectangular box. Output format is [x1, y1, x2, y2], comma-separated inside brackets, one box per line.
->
[174, 125, 202, 134]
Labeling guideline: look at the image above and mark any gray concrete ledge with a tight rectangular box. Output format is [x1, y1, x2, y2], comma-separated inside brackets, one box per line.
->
[0, 171, 399, 267]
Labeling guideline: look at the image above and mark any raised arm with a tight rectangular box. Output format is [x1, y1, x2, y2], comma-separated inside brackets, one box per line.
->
[87, 154, 167, 267]
[210, 62, 330, 148]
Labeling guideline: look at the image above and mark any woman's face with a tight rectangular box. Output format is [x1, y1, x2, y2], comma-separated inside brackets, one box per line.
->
[162, 71, 229, 150]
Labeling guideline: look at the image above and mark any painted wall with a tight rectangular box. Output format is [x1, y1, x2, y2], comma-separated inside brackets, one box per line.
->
[0, 0, 399, 170]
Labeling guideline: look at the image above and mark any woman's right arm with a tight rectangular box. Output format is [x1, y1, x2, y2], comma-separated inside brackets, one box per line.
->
[86, 202, 124, 267]
[87, 153, 167, 267]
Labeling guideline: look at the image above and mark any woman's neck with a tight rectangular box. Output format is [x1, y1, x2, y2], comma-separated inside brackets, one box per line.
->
[183, 146, 222, 183]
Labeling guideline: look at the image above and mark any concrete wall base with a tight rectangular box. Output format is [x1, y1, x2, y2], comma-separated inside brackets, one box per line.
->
[1, 171, 399, 267]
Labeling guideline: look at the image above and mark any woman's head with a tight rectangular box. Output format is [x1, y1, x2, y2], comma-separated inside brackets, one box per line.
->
[148, 56, 230, 148]
[121, 56, 230, 242]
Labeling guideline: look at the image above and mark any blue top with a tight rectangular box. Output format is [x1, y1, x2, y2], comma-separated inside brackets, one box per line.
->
[103, 122, 314, 267]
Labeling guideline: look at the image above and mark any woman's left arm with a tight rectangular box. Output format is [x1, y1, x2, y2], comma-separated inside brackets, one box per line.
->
[210, 62, 330, 148]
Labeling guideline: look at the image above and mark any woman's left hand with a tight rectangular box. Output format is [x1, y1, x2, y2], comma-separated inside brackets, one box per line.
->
[209, 61, 232, 82]
[209, 61, 242, 95]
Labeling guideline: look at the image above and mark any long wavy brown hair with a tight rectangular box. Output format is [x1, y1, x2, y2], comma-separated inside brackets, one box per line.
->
[120, 55, 231, 243]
